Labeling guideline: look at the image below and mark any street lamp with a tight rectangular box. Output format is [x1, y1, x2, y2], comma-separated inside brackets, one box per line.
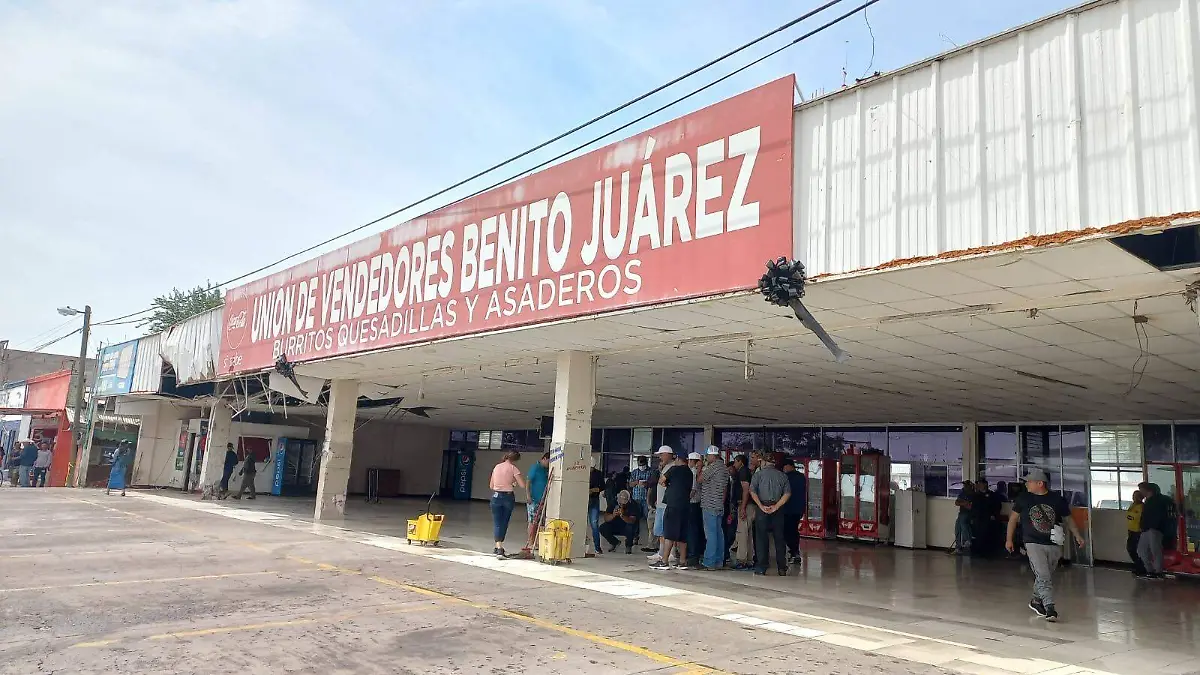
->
[58, 305, 92, 487]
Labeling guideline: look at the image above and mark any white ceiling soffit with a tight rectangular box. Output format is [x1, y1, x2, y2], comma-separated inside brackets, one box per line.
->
[268, 371, 326, 405]
[284, 239, 1199, 429]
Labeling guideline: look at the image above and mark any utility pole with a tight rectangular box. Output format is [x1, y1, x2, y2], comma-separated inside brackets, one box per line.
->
[71, 306, 92, 487]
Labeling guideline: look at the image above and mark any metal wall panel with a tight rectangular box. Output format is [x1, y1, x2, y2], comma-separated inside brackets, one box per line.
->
[160, 307, 224, 385]
[129, 333, 163, 394]
[794, 0, 1200, 276]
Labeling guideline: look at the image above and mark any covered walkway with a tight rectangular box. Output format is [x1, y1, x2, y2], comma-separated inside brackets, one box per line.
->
[133, 490, 1200, 674]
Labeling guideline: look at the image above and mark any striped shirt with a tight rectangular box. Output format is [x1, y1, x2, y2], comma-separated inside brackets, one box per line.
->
[698, 461, 728, 512]
[750, 465, 791, 504]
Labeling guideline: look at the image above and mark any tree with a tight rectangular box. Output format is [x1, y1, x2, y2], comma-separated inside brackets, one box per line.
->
[142, 285, 223, 334]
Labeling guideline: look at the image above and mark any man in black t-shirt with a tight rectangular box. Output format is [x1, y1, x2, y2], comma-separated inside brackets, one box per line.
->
[650, 455, 693, 570]
[731, 455, 755, 569]
[1006, 469, 1084, 622]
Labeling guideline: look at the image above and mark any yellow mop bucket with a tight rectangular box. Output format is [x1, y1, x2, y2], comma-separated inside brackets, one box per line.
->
[406, 495, 444, 546]
[537, 519, 573, 563]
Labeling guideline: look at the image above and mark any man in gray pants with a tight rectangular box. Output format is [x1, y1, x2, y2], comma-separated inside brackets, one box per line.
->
[1006, 469, 1085, 622]
[1136, 481, 1172, 579]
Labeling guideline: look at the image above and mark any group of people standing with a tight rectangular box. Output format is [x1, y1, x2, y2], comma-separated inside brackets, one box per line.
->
[485, 446, 809, 573]
[1, 440, 54, 487]
[633, 447, 805, 575]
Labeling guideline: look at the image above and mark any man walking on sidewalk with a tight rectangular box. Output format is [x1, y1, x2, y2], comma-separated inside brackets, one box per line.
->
[231, 451, 258, 500]
[1006, 469, 1084, 622]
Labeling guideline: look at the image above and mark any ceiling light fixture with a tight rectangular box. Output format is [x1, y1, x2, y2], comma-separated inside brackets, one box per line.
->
[676, 332, 753, 347]
[877, 304, 994, 324]
[712, 410, 780, 422]
[1012, 369, 1087, 390]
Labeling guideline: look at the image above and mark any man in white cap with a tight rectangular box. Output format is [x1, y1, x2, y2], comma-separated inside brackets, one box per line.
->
[685, 451, 705, 567]
[696, 445, 729, 570]
[646, 446, 675, 564]
[650, 448, 693, 570]
[1006, 468, 1084, 622]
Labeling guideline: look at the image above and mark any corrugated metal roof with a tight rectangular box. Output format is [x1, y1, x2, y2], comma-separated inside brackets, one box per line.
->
[130, 333, 163, 394]
[160, 307, 224, 385]
[793, 0, 1200, 277]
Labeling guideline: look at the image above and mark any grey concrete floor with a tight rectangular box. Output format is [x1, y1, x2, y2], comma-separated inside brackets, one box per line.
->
[0, 489, 948, 675]
[126, 492, 1200, 675]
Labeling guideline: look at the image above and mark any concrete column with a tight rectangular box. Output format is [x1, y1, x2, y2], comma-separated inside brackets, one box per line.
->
[545, 351, 595, 559]
[962, 422, 979, 482]
[315, 379, 358, 520]
[198, 401, 233, 491]
[702, 425, 715, 449]
[129, 409, 159, 487]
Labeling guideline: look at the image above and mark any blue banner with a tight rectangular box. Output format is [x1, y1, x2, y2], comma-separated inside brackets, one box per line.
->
[95, 340, 139, 396]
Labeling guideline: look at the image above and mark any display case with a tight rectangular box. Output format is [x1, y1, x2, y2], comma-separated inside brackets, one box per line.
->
[837, 446, 891, 542]
[800, 458, 839, 539]
[271, 437, 320, 496]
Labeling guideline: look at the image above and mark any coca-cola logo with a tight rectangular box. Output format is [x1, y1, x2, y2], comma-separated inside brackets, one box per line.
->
[227, 310, 247, 331]
[225, 309, 248, 352]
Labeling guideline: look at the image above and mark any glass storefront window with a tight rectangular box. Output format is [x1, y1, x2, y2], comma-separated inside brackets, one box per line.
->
[1020, 426, 1061, 468]
[888, 427, 963, 462]
[769, 428, 820, 458]
[823, 427, 887, 458]
[1176, 425, 1200, 464]
[980, 427, 1018, 461]
[1089, 468, 1144, 509]
[716, 429, 764, 454]
[631, 428, 654, 457]
[1061, 426, 1087, 466]
[1090, 426, 1143, 464]
[660, 428, 703, 456]
[1144, 424, 1174, 463]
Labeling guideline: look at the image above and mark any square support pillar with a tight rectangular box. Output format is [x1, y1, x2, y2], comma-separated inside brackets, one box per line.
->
[315, 379, 358, 520]
[198, 401, 233, 492]
[545, 351, 595, 560]
[962, 422, 979, 483]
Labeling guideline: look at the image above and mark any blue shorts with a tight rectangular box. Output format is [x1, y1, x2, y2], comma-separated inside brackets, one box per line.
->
[653, 504, 665, 537]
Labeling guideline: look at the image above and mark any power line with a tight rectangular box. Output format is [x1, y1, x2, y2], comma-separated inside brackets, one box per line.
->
[31, 327, 83, 353]
[10, 317, 78, 350]
[95, 0, 876, 328]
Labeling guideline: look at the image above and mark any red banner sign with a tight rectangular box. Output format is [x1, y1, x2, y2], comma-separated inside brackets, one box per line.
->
[218, 76, 795, 375]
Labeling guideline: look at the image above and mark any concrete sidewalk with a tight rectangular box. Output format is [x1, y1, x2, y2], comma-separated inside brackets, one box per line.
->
[122, 490, 1200, 674]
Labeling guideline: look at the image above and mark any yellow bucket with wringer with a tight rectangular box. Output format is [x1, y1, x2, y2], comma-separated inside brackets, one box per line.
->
[406, 495, 444, 546]
[537, 518, 573, 563]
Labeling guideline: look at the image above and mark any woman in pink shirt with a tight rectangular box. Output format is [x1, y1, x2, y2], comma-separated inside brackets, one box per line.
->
[489, 451, 526, 556]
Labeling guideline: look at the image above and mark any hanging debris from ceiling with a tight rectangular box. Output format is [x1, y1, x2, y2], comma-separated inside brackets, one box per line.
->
[758, 257, 850, 363]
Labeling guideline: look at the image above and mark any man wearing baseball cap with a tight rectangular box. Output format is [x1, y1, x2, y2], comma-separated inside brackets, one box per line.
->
[696, 446, 729, 570]
[646, 446, 675, 564]
[1006, 468, 1084, 622]
[686, 451, 706, 567]
[650, 448, 693, 570]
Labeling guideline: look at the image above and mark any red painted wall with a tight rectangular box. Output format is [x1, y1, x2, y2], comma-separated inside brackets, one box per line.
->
[24, 371, 71, 410]
[23, 370, 74, 487]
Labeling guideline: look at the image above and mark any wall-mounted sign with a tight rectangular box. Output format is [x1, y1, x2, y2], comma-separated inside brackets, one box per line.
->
[95, 340, 139, 397]
[218, 76, 796, 375]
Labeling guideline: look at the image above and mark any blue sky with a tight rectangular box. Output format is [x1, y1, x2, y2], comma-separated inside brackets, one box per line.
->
[0, 0, 1077, 355]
